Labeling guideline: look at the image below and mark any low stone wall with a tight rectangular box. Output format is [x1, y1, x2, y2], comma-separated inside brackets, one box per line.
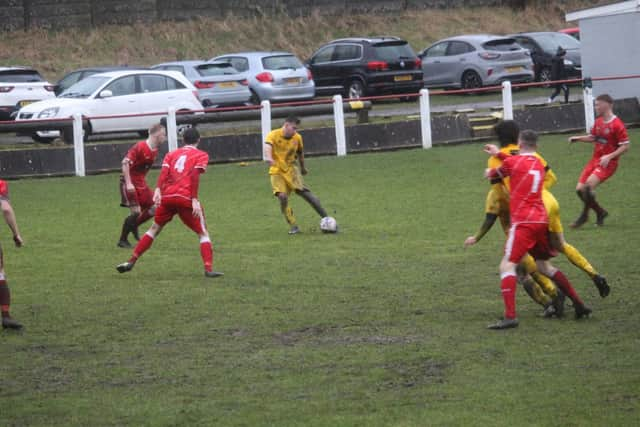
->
[2, 98, 637, 179]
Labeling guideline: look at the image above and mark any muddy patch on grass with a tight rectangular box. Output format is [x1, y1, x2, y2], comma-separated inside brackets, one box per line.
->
[379, 358, 449, 390]
[273, 324, 420, 347]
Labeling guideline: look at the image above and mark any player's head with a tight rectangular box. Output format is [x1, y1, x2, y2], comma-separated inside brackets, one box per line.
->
[595, 94, 614, 116]
[148, 123, 167, 146]
[494, 120, 520, 147]
[282, 116, 300, 138]
[518, 130, 538, 152]
[182, 128, 200, 146]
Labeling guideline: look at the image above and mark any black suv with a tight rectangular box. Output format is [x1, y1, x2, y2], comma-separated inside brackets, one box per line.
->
[509, 32, 582, 82]
[307, 37, 424, 98]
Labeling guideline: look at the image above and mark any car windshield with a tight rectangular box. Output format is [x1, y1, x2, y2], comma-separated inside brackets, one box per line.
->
[196, 63, 238, 76]
[373, 42, 416, 61]
[483, 38, 521, 52]
[59, 75, 110, 98]
[534, 33, 580, 52]
[0, 70, 44, 83]
[262, 55, 303, 70]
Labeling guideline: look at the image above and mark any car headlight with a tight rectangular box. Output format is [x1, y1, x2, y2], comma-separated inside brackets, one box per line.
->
[564, 59, 574, 66]
[38, 107, 60, 119]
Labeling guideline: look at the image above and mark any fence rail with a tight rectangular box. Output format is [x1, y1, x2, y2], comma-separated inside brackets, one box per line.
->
[1, 74, 639, 177]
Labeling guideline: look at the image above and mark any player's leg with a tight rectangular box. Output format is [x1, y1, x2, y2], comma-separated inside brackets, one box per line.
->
[519, 255, 564, 318]
[295, 188, 328, 218]
[536, 260, 591, 319]
[521, 254, 558, 298]
[562, 84, 570, 104]
[177, 206, 223, 277]
[0, 246, 21, 329]
[118, 180, 141, 247]
[571, 161, 597, 228]
[132, 186, 156, 240]
[271, 175, 298, 234]
[548, 84, 561, 102]
[117, 203, 171, 273]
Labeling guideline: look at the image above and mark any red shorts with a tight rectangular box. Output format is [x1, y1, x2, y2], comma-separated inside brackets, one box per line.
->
[504, 223, 556, 263]
[154, 196, 207, 234]
[578, 157, 618, 184]
[120, 177, 154, 210]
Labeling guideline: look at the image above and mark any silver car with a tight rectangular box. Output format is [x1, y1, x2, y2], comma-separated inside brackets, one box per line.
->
[209, 52, 315, 104]
[151, 60, 251, 107]
[419, 35, 534, 89]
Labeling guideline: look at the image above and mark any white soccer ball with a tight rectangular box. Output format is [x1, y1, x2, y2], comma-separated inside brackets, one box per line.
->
[320, 216, 338, 233]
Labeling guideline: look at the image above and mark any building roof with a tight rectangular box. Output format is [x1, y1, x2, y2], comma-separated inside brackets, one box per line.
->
[566, 0, 640, 22]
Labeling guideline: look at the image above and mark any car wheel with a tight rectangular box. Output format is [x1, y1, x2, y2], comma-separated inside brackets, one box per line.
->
[61, 125, 89, 144]
[346, 79, 366, 99]
[538, 67, 552, 87]
[461, 70, 482, 91]
[249, 90, 261, 105]
[30, 133, 56, 144]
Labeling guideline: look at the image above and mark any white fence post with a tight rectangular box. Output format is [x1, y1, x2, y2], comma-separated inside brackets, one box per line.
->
[583, 85, 595, 133]
[167, 107, 178, 152]
[333, 95, 347, 156]
[419, 89, 432, 149]
[502, 81, 513, 120]
[260, 100, 271, 161]
[72, 113, 85, 177]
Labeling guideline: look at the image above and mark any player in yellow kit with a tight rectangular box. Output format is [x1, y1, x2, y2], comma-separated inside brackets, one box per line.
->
[264, 116, 329, 234]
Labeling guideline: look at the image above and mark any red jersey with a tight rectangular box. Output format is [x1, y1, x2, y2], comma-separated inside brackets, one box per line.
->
[591, 115, 629, 160]
[125, 140, 159, 188]
[490, 153, 547, 225]
[0, 179, 8, 199]
[159, 145, 209, 200]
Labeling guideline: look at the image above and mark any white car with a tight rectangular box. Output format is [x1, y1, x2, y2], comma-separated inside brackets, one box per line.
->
[16, 70, 203, 143]
[0, 67, 55, 122]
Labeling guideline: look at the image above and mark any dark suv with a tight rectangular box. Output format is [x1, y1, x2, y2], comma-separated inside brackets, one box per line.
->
[307, 37, 423, 98]
[509, 32, 582, 82]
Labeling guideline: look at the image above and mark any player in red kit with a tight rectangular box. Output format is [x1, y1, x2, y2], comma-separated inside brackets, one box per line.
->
[0, 180, 24, 329]
[484, 130, 590, 330]
[568, 94, 630, 227]
[116, 128, 223, 278]
[118, 123, 167, 248]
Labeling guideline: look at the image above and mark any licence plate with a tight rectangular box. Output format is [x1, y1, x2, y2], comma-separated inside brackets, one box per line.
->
[218, 81, 237, 88]
[19, 100, 35, 107]
[394, 75, 413, 82]
[506, 66, 523, 73]
[284, 77, 302, 85]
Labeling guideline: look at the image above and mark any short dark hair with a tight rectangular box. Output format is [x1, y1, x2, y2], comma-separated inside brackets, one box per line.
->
[519, 130, 538, 149]
[285, 116, 300, 125]
[494, 120, 520, 147]
[149, 123, 165, 135]
[182, 127, 200, 145]
[596, 94, 614, 105]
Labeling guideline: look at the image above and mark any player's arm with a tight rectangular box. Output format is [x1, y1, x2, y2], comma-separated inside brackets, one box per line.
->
[154, 163, 170, 205]
[0, 199, 22, 247]
[298, 151, 308, 175]
[190, 167, 205, 218]
[464, 213, 498, 247]
[264, 143, 275, 166]
[121, 157, 135, 191]
[600, 143, 629, 167]
[568, 134, 595, 144]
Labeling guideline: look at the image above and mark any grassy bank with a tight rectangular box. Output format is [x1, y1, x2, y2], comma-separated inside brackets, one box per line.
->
[0, 1, 606, 81]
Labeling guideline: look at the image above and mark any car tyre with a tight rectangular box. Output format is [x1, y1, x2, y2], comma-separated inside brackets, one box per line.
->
[461, 70, 482, 91]
[538, 67, 552, 87]
[30, 133, 56, 144]
[346, 79, 366, 99]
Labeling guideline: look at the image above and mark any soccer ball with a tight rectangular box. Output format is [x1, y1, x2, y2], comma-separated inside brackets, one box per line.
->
[320, 216, 338, 233]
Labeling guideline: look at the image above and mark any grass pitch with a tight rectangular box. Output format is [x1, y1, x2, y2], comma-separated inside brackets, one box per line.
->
[1, 131, 639, 426]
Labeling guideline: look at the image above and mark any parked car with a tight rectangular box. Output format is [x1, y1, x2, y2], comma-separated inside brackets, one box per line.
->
[0, 67, 55, 121]
[307, 36, 423, 98]
[418, 35, 534, 90]
[209, 51, 314, 104]
[15, 70, 202, 143]
[559, 27, 580, 40]
[151, 60, 251, 107]
[509, 32, 582, 82]
[54, 66, 146, 96]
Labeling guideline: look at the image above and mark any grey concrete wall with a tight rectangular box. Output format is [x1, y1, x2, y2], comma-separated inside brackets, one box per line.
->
[580, 12, 640, 100]
[1, 0, 510, 31]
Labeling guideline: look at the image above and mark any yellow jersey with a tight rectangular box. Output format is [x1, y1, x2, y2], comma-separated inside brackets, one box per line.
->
[265, 128, 303, 176]
[487, 144, 557, 191]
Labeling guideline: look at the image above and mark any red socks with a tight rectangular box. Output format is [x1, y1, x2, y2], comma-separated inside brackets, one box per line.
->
[552, 270, 584, 306]
[130, 233, 155, 263]
[200, 240, 214, 272]
[0, 280, 10, 317]
[500, 273, 517, 319]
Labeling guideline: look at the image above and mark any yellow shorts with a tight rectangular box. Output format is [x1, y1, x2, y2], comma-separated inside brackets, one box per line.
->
[270, 169, 304, 195]
[543, 190, 563, 234]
